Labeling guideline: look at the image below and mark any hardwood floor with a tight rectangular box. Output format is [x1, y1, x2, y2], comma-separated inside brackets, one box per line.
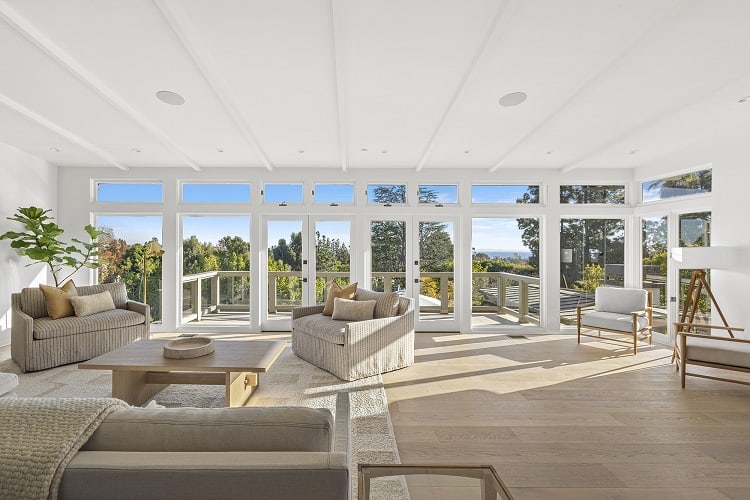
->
[382, 333, 750, 500]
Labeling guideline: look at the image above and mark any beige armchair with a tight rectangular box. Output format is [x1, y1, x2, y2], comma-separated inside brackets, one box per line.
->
[577, 287, 653, 354]
[674, 323, 750, 388]
[292, 289, 415, 381]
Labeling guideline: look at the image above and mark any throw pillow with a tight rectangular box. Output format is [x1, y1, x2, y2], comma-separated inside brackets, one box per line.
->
[322, 281, 358, 316]
[70, 291, 116, 317]
[39, 280, 78, 320]
[331, 298, 376, 322]
[354, 288, 400, 318]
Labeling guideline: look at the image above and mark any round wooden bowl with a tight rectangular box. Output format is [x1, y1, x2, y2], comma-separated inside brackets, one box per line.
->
[163, 337, 215, 359]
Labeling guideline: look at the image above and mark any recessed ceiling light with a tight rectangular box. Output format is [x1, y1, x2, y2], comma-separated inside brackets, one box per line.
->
[130, 148, 142, 153]
[216, 148, 224, 153]
[360, 147, 368, 152]
[49, 147, 60, 152]
[381, 149, 388, 154]
[155, 90, 186, 105]
[546, 150, 554, 155]
[464, 149, 472, 154]
[738, 96, 750, 103]
[498, 91, 528, 107]
[297, 148, 305, 154]
[629, 149, 640, 155]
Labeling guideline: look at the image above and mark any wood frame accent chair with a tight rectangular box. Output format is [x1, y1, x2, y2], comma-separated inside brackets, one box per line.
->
[674, 323, 750, 388]
[577, 287, 653, 354]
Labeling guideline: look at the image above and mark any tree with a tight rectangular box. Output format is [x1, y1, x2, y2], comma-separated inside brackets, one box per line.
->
[1, 206, 106, 287]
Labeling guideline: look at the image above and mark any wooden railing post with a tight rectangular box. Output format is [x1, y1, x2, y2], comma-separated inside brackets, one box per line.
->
[498, 275, 506, 315]
[211, 275, 219, 312]
[195, 278, 203, 321]
[520, 280, 529, 323]
[440, 276, 449, 314]
[268, 274, 277, 314]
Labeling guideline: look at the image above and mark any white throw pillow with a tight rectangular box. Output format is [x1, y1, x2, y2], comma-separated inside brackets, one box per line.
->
[331, 298, 376, 321]
[70, 291, 116, 317]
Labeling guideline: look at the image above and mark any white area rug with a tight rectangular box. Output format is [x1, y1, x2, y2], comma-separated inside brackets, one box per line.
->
[0, 346, 402, 499]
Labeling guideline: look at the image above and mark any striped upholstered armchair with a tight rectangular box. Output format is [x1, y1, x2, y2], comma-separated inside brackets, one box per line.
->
[292, 288, 415, 381]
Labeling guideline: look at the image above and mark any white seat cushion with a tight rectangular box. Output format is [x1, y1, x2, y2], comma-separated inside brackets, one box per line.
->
[581, 311, 649, 333]
[686, 336, 750, 369]
[594, 287, 647, 315]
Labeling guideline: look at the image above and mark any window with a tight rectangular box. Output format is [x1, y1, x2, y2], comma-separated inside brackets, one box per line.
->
[678, 211, 712, 325]
[367, 184, 407, 205]
[418, 185, 458, 204]
[264, 183, 303, 204]
[314, 183, 354, 205]
[642, 169, 712, 202]
[560, 218, 625, 324]
[182, 183, 250, 203]
[181, 215, 251, 326]
[96, 215, 164, 322]
[472, 185, 539, 204]
[97, 182, 162, 202]
[560, 185, 625, 204]
[471, 218, 541, 328]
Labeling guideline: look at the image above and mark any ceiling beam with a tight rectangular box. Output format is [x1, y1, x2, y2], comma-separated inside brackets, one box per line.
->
[154, 0, 273, 172]
[0, 0, 202, 171]
[0, 92, 129, 170]
[490, 0, 684, 173]
[415, 0, 517, 173]
[329, 0, 348, 172]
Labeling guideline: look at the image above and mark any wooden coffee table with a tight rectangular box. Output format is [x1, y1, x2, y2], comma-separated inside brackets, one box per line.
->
[79, 339, 286, 407]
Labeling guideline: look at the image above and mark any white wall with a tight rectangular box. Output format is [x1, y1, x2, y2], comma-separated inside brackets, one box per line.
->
[637, 126, 750, 334]
[0, 144, 57, 346]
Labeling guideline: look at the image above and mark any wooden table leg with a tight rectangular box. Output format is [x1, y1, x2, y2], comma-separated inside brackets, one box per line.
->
[112, 370, 168, 405]
[226, 371, 258, 407]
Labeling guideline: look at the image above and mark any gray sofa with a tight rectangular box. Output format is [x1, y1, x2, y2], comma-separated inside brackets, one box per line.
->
[292, 289, 415, 381]
[59, 393, 350, 500]
[11, 282, 149, 372]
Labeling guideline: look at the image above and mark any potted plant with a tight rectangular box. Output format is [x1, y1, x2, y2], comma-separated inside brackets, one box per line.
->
[0, 206, 105, 287]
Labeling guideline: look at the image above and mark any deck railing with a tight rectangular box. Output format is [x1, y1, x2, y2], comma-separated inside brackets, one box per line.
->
[181, 270, 540, 324]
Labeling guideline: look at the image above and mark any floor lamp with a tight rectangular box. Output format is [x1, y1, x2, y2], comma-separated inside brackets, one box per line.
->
[142, 237, 165, 304]
[670, 246, 737, 338]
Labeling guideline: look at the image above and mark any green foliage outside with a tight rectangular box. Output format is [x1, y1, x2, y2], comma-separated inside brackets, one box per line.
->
[574, 264, 604, 293]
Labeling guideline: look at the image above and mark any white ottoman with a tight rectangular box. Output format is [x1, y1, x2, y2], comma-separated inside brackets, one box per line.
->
[0, 373, 19, 398]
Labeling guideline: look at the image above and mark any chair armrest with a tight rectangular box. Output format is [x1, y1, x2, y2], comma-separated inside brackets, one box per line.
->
[673, 323, 744, 332]
[292, 305, 325, 320]
[576, 302, 596, 313]
[677, 331, 750, 345]
[126, 300, 150, 320]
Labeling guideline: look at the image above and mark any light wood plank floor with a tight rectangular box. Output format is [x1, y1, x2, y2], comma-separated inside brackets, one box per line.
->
[382, 333, 750, 500]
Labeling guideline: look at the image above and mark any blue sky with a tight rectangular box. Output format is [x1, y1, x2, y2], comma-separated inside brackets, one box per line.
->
[96, 184, 530, 252]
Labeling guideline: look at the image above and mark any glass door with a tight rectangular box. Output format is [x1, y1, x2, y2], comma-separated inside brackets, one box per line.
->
[264, 218, 306, 330]
[263, 216, 353, 330]
[642, 216, 668, 341]
[369, 217, 409, 294]
[311, 218, 353, 306]
[414, 217, 458, 331]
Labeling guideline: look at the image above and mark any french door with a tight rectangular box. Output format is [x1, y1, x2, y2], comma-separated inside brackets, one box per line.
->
[368, 215, 459, 332]
[262, 215, 352, 331]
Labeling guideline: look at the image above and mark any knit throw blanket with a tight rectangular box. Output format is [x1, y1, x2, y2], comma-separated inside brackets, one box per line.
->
[0, 397, 129, 500]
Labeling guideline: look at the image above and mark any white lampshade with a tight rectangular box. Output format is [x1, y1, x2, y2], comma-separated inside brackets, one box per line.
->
[669, 246, 733, 270]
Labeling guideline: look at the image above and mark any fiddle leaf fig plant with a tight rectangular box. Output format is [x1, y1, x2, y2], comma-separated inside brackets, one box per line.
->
[0, 206, 106, 287]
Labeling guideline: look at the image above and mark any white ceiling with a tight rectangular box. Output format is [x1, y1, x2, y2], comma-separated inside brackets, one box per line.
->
[1, 0, 749, 172]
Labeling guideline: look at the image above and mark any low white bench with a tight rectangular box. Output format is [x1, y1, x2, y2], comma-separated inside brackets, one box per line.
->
[0, 373, 19, 398]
